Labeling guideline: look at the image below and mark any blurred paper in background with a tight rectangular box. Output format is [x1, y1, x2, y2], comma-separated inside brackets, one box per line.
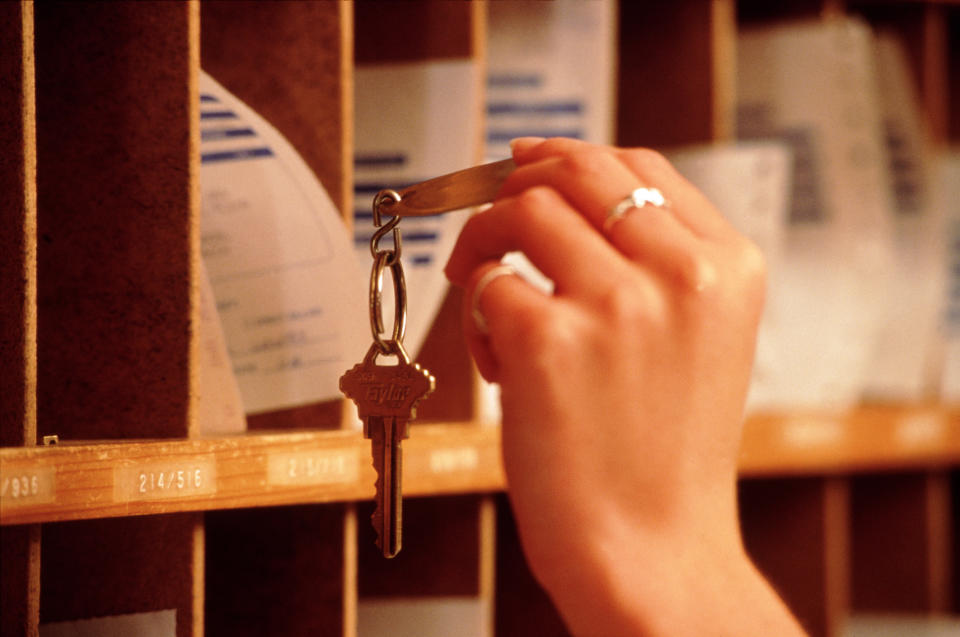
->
[199, 71, 366, 418]
[485, 0, 616, 161]
[938, 152, 960, 402]
[865, 32, 945, 400]
[668, 143, 793, 413]
[353, 59, 483, 359]
[479, 0, 617, 422]
[737, 18, 898, 410]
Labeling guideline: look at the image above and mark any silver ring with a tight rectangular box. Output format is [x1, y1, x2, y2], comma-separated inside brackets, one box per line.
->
[603, 187, 667, 233]
[471, 264, 518, 334]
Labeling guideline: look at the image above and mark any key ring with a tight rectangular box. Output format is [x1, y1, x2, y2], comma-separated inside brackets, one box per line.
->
[369, 189, 407, 357]
[369, 249, 407, 357]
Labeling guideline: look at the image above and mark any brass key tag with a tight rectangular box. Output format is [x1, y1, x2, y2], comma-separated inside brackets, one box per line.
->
[340, 189, 435, 558]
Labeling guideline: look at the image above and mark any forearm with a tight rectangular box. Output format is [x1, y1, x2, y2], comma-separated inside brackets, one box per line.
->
[543, 528, 808, 637]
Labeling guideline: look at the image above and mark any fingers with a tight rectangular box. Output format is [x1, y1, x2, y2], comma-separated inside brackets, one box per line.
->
[446, 138, 746, 380]
[445, 185, 631, 300]
[463, 261, 553, 383]
[497, 138, 721, 289]
[498, 149, 651, 230]
[512, 137, 734, 240]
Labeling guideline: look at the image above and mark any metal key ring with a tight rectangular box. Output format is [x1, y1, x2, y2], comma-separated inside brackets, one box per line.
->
[369, 249, 407, 356]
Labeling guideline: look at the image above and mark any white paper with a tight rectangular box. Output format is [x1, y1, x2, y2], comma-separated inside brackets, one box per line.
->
[938, 152, 960, 402]
[667, 143, 793, 413]
[199, 71, 367, 415]
[737, 18, 897, 409]
[40, 609, 176, 637]
[862, 32, 946, 400]
[353, 60, 483, 359]
[485, 0, 616, 160]
[669, 143, 791, 263]
[196, 261, 246, 434]
[843, 614, 960, 637]
[480, 0, 616, 422]
[358, 597, 489, 637]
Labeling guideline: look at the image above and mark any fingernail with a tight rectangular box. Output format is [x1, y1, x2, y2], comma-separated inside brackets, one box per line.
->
[509, 136, 546, 153]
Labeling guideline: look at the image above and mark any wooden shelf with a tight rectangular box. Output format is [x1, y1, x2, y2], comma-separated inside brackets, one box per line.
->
[3, 404, 956, 526]
[740, 403, 960, 476]
[0, 423, 504, 526]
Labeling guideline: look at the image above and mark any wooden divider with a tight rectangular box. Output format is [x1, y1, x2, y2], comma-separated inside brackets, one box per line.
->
[416, 290, 477, 423]
[206, 505, 350, 637]
[33, 1, 197, 441]
[739, 477, 850, 637]
[0, 0, 37, 450]
[617, 0, 733, 148]
[953, 471, 960, 614]
[851, 471, 953, 613]
[200, 4, 356, 635]
[354, 1, 476, 65]
[0, 4, 40, 633]
[0, 525, 39, 637]
[27, 4, 203, 636]
[494, 495, 569, 637]
[736, 0, 832, 24]
[847, 0, 948, 142]
[950, 9, 960, 141]
[40, 513, 203, 637]
[358, 495, 482, 596]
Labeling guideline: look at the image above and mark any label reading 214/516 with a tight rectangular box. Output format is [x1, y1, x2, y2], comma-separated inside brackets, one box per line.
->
[115, 459, 216, 502]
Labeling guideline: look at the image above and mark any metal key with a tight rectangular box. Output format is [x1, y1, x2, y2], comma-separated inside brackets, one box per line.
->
[340, 343, 434, 557]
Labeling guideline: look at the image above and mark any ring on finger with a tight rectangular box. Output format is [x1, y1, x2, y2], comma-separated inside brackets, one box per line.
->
[471, 264, 518, 335]
[603, 187, 668, 234]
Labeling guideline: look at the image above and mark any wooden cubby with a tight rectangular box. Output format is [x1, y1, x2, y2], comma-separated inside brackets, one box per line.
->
[1, 1, 957, 636]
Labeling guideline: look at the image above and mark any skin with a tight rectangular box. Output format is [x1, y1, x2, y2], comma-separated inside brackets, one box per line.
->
[445, 138, 807, 636]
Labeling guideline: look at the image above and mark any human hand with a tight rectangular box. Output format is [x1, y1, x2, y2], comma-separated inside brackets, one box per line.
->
[445, 138, 803, 636]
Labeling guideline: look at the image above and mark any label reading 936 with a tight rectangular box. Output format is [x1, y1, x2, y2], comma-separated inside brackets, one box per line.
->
[0, 465, 55, 509]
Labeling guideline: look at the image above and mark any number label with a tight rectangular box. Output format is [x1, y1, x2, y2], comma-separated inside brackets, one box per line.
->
[0, 465, 55, 509]
[267, 449, 359, 486]
[429, 447, 479, 474]
[115, 459, 216, 502]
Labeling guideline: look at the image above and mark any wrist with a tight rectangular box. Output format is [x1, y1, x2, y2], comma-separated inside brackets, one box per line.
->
[539, 513, 805, 637]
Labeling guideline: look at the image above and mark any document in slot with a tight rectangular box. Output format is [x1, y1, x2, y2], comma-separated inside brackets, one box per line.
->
[938, 152, 960, 402]
[865, 32, 946, 400]
[668, 142, 793, 413]
[353, 59, 483, 360]
[358, 597, 489, 637]
[40, 610, 176, 637]
[737, 18, 897, 409]
[485, 0, 616, 161]
[199, 71, 367, 417]
[196, 260, 246, 434]
[479, 0, 617, 423]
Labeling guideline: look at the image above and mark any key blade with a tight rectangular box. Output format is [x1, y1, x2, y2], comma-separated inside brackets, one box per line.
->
[389, 158, 516, 217]
[370, 416, 405, 558]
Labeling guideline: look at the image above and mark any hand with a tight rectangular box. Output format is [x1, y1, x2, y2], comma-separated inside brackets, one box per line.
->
[445, 138, 804, 636]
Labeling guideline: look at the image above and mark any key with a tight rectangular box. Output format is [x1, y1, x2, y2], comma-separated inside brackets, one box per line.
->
[340, 344, 435, 557]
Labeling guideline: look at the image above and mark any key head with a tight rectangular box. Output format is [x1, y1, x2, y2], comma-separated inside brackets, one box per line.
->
[340, 344, 436, 422]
